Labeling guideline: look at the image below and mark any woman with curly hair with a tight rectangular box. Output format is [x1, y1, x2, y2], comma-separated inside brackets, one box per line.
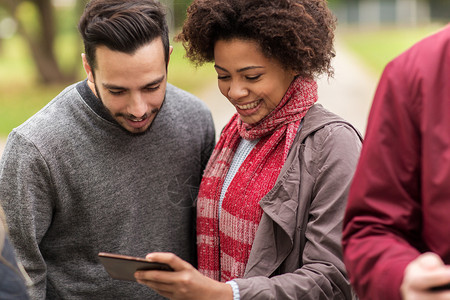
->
[135, 0, 361, 299]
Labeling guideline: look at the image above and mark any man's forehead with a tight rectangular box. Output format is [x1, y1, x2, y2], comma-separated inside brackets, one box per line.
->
[95, 37, 164, 56]
[96, 49, 165, 75]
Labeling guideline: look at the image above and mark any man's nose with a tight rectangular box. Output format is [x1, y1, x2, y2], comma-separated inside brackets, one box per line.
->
[127, 93, 148, 118]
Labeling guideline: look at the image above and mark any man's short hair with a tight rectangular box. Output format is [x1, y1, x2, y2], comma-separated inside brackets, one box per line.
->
[78, 0, 170, 70]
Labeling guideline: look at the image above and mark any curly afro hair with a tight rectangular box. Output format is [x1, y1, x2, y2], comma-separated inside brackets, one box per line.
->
[176, 0, 336, 79]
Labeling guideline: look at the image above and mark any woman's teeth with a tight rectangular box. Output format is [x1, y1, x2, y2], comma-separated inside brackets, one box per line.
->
[236, 100, 260, 110]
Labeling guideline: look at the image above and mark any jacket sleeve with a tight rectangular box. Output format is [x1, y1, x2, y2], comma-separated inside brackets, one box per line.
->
[235, 124, 361, 299]
[342, 58, 423, 300]
[0, 131, 55, 300]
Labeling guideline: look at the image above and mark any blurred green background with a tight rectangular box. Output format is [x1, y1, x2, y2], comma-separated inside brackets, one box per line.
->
[0, 0, 448, 138]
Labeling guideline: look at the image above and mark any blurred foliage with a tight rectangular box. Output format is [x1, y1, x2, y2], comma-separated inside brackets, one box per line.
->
[0, 84, 61, 136]
[329, 0, 450, 23]
[0, 0, 85, 83]
[0, 0, 216, 137]
[15, 2, 40, 37]
[162, 0, 192, 28]
[168, 43, 216, 94]
[339, 24, 444, 76]
[0, 0, 447, 138]
[0, 38, 216, 136]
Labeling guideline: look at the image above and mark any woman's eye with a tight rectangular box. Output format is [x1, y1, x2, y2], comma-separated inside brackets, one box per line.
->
[217, 75, 230, 80]
[246, 75, 261, 80]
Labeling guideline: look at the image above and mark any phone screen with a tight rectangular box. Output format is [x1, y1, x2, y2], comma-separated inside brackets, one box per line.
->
[430, 283, 450, 292]
[98, 252, 173, 281]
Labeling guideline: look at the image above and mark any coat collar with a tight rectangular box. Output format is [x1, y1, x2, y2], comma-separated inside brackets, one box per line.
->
[259, 104, 359, 235]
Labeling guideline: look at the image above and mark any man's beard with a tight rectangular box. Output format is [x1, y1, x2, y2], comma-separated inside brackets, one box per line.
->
[93, 82, 161, 133]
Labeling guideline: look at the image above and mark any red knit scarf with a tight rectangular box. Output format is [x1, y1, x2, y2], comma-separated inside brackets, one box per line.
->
[197, 77, 318, 281]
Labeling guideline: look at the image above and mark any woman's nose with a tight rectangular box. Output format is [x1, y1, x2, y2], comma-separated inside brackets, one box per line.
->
[227, 80, 249, 100]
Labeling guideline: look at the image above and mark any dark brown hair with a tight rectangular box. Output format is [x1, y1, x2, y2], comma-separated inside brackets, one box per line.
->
[176, 0, 336, 79]
[78, 0, 170, 70]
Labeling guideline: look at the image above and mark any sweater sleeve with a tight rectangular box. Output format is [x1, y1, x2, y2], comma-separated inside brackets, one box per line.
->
[200, 112, 216, 174]
[234, 124, 361, 299]
[0, 130, 55, 300]
[342, 58, 423, 300]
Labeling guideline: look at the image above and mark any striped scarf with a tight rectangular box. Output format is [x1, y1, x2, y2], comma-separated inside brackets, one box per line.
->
[197, 77, 318, 281]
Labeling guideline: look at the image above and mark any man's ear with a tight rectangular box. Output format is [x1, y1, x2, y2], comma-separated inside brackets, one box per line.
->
[82, 53, 95, 83]
[168, 45, 173, 64]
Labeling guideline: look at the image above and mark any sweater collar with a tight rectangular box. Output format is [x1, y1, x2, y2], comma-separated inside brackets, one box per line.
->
[76, 79, 117, 124]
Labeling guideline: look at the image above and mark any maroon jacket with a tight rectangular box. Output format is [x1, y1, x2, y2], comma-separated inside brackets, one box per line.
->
[342, 25, 450, 300]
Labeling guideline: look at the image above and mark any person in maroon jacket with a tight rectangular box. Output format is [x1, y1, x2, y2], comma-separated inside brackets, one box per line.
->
[342, 25, 450, 300]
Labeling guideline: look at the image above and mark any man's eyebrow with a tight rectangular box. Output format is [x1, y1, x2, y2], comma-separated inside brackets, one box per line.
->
[102, 75, 165, 90]
[141, 75, 165, 88]
[103, 83, 126, 90]
[214, 65, 264, 73]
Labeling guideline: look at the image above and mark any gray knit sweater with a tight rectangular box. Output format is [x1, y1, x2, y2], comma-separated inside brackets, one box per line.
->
[0, 81, 215, 299]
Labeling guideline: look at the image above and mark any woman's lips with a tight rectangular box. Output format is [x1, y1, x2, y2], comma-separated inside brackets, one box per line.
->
[234, 99, 263, 116]
[236, 99, 262, 110]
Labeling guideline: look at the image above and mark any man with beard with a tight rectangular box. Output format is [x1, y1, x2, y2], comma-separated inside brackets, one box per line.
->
[0, 0, 215, 299]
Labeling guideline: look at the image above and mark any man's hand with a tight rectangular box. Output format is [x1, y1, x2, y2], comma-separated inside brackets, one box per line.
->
[134, 252, 233, 300]
[401, 252, 450, 299]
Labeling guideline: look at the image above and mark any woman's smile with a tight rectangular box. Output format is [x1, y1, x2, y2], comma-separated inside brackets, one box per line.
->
[235, 99, 262, 110]
[214, 38, 296, 124]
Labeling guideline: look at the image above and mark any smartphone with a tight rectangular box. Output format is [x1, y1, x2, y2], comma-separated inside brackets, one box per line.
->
[98, 252, 173, 281]
[430, 283, 450, 292]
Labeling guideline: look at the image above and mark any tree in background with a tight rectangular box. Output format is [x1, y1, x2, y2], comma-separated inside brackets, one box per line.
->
[0, 0, 191, 85]
[429, 0, 450, 21]
[3, 0, 445, 85]
[162, 0, 191, 30]
[0, 0, 87, 84]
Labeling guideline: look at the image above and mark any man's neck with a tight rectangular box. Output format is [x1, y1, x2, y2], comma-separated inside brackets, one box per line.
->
[87, 79, 98, 98]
